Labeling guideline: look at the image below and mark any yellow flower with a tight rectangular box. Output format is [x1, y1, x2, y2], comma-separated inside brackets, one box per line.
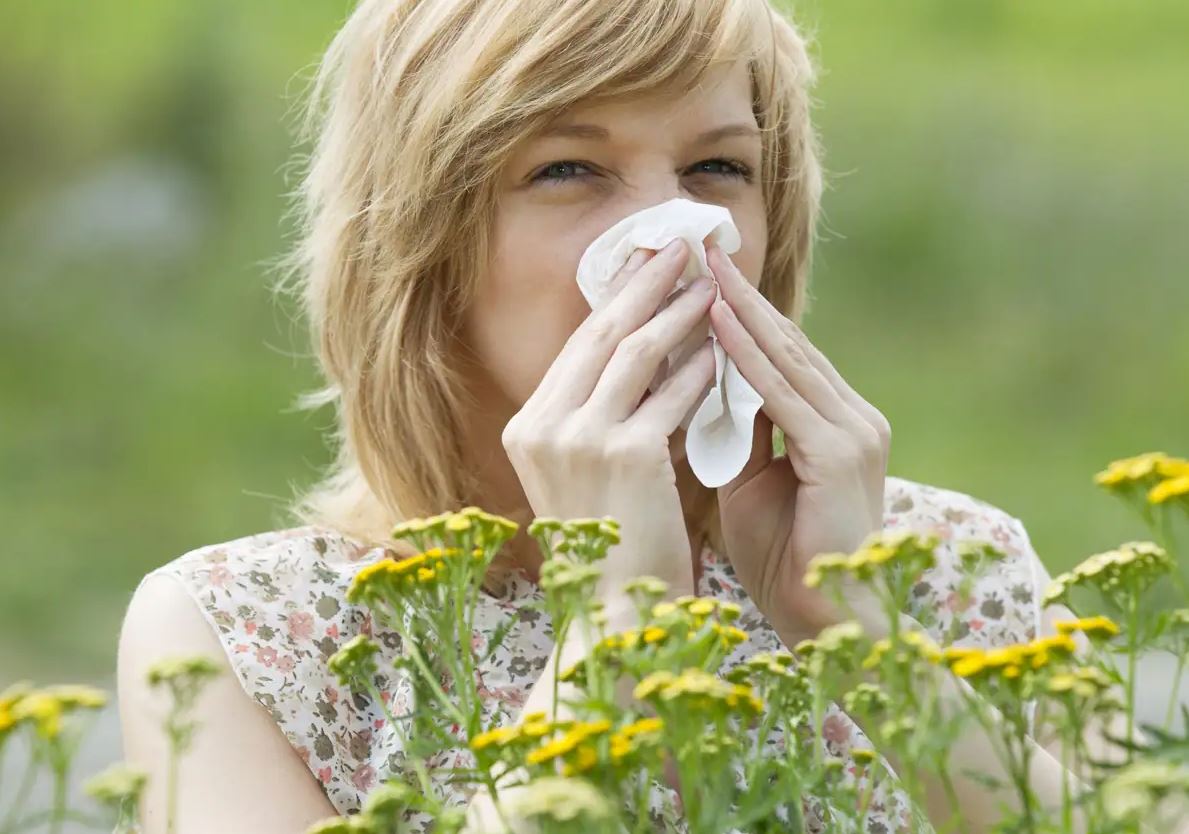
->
[804, 532, 939, 588]
[713, 623, 749, 648]
[852, 748, 877, 765]
[84, 763, 149, 808]
[688, 599, 716, 617]
[445, 515, 472, 532]
[1055, 616, 1120, 639]
[561, 743, 600, 776]
[521, 720, 552, 739]
[1094, 452, 1176, 487]
[651, 601, 678, 619]
[642, 626, 667, 645]
[1149, 474, 1189, 504]
[950, 653, 988, 678]
[608, 717, 663, 764]
[862, 638, 892, 670]
[471, 725, 520, 751]
[526, 730, 581, 766]
[11, 694, 60, 738]
[1044, 542, 1172, 605]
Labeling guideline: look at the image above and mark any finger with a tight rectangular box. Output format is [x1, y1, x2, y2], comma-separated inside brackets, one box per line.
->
[585, 275, 717, 422]
[707, 245, 869, 433]
[709, 293, 840, 461]
[630, 338, 716, 437]
[709, 244, 890, 441]
[536, 238, 691, 413]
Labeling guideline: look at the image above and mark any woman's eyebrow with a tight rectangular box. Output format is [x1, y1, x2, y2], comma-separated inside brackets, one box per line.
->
[536, 122, 761, 144]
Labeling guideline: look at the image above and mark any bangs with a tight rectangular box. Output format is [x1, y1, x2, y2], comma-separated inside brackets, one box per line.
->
[459, 0, 779, 131]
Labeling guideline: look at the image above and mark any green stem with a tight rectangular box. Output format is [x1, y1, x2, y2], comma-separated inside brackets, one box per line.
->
[1125, 594, 1140, 762]
[1165, 647, 1186, 731]
[452, 572, 477, 734]
[166, 729, 179, 834]
[47, 747, 68, 834]
[936, 762, 967, 834]
[552, 615, 572, 718]
[1060, 720, 1073, 834]
[391, 620, 468, 728]
[0, 742, 38, 833]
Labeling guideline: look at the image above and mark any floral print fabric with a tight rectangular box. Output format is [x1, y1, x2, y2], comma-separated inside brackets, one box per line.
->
[144, 474, 1044, 832]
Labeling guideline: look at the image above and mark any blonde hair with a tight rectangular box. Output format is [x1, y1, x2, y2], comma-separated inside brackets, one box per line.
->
[272, 0, 825, 567]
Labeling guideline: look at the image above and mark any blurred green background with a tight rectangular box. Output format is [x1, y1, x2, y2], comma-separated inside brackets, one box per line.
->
[2, 0, 1186, 682]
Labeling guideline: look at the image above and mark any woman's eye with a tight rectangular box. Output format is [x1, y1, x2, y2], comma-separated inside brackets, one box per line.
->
[530, 158, 753, 187]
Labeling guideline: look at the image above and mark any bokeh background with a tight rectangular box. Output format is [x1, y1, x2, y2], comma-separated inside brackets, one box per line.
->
[3, 0, 1186, 692]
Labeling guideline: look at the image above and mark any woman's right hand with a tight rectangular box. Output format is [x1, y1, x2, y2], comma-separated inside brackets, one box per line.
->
[501, 237, 718, 608]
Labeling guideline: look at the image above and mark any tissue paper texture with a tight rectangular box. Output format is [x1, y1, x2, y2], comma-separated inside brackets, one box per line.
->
[575, 197, 765, 488]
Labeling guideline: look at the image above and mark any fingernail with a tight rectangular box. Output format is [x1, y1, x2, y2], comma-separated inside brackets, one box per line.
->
[689, 275, 714, 294]
[661, 238, 686, 258]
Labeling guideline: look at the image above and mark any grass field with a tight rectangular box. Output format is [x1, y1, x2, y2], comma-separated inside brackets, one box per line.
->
[2, 0, 1186, 682]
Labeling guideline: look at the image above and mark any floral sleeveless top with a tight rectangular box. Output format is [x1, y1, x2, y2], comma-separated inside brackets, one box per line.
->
[142, 475, 1044, 832]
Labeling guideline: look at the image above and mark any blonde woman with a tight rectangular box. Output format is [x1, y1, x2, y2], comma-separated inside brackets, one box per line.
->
[116, 0, 1113, 831]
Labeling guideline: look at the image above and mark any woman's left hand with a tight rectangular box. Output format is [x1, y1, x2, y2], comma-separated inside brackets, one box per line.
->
[705, 243, 893, 643]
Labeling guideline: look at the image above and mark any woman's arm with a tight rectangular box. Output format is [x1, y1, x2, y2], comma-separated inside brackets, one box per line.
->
[118, 573, 338, 833]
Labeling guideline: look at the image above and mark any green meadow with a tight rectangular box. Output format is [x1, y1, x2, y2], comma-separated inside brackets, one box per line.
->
[1, 0, 1186, 681]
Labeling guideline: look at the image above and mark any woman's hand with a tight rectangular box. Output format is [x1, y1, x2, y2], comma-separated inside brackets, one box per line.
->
[704, 243, 893, 642]
[502, 238, 718, 604]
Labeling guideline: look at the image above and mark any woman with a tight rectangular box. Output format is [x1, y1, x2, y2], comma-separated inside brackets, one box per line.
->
[117, 0, 1099, 831]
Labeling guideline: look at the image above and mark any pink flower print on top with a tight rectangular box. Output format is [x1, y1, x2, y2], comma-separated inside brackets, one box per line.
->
[288, 611, 315, 640]
[351, 764, 377, 792]
[208, 564, 232, 588]
[276, 655, 297, 674]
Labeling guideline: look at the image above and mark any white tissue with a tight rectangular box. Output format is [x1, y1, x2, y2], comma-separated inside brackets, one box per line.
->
[575, 197, 765, 489]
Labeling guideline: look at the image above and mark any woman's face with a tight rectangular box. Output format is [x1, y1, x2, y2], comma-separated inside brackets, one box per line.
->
[463, 61, 767, 463]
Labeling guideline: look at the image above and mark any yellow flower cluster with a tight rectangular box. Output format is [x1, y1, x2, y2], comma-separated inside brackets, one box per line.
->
[1045, 667, 1114, 699]
[0, 681, 107, 740]
[347, 546, 480, 603]
[943, 634, 1077, 681]
[528, 517, 623, 557]
[84, 763, 149, 809]
[327, 634, 382, 688]
[652, 595, 743, 626]
[861, 629, 944, 670]
[608, 716, 664, 764]
[525, 718, 613, 776]
[144, 655, 222, 688]
[794, 621, 867, 665]
[1094, 452, 1189, 505]
[732, 651, 798, 680]
[557, 596, 750, 684]
[1043, 541, 1172, 606]
[1054, 615, 1120, 640]
[393, 507, 519, 546]
[633, 668, 764, 716]
[804, 530, 940, 588]
[470, 710, 562, 753]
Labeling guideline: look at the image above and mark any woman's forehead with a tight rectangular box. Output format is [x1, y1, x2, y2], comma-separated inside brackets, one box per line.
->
[538, 63, 757, 136]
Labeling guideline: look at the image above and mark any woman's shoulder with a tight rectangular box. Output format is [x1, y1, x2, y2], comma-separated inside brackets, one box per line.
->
[136, 524, 402, 812]
[881, 474, 1044, 648]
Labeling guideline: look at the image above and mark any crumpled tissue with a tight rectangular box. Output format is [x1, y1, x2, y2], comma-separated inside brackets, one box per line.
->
[575, 197, 764, 488]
